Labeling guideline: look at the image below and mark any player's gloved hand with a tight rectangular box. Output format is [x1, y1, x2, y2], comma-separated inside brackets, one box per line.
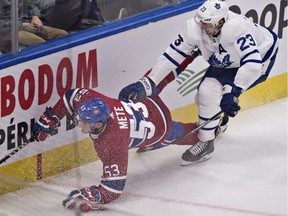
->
[32, 107, 60, 141]
[118, 77, 157, 102]
[62, 185, 101, 213]
[220, 84, 243, 117]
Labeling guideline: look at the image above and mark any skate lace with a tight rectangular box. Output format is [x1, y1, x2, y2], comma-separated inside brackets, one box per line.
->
[190, 141, 208, 156]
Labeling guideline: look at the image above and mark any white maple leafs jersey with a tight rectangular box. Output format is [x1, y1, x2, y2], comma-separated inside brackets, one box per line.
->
[149, 11, 278, 90]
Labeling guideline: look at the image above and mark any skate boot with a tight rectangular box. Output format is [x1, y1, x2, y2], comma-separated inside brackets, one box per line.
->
[181, 140, 214, 166]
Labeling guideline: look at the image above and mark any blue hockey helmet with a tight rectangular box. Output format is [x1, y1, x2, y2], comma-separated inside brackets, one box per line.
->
[77, 98, 110, 130]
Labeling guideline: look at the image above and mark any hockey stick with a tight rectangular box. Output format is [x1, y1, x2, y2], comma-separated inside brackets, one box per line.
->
[0, 138, 33, 165]
[137, 111, 223, 153]
[174, 110, 223, 143]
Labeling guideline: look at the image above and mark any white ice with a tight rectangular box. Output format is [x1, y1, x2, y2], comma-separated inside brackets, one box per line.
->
[0, 98, 287, 216]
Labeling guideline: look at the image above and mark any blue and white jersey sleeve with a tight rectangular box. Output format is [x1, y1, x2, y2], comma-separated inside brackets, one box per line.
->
[148, 19, 198, 89]
[231, 15, 278, 90]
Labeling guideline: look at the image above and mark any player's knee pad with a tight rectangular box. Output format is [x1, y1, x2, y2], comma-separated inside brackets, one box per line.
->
[198, 78, 222, 107]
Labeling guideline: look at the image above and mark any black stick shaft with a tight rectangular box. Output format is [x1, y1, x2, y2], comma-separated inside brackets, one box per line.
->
[0, 139, 32, 165]
[175, 111, 223, 142]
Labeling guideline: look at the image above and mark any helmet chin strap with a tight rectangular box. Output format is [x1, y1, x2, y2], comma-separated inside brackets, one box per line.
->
[89, 124, 106, 139]
[91, 122, 107, 135]
[212, 21, 224, 37]
[213, 26, 221, 36]
[215, 17, 226, 36]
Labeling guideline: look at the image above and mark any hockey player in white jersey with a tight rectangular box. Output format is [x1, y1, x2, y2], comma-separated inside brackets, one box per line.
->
[118, 0, 279, 165]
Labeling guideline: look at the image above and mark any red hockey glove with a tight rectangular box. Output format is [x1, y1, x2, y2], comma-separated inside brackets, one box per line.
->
[32, 107, 60, 141]
[220, 84, 243, 117]
[62, 185, 101, 213]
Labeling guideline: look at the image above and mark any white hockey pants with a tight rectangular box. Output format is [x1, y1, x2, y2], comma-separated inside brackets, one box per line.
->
[195, 77, 223, 142]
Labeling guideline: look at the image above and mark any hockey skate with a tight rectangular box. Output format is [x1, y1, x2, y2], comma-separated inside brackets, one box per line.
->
[181, 140, 214, 166]
[181, 114, 229, 166]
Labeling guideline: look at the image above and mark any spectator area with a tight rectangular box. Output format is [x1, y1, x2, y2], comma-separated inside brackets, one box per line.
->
[0, 0, 204, 69]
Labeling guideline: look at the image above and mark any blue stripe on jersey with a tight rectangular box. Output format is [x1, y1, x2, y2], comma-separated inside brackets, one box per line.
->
[163, 53, 183, 76]
[163, 52, 179, 66]
[130, 137, 143, 148]
[131, 107, 143, 131]
[64, 89, 75, 102]
[175, 67, 182, 75]
[129, 106, 146, 148]
[241, 59, 262, 66]
[262, 28, 278, 62]
[64, 89, 78, 112]
[166, 121, 185, 142]
[164, 44, 189, 76]
[132, 97, 169, 148]
[100, 178, 126, 192]
[240, 49, 260, 66]
[170, 44, 188, 58]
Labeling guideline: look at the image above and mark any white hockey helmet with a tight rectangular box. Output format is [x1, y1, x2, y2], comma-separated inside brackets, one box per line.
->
[195, 0, 229, 29]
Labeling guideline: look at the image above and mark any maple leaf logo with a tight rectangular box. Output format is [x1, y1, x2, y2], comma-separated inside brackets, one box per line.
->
[208, 53, 233, 68]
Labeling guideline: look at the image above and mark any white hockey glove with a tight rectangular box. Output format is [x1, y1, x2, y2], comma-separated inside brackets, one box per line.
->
[118, 77, 157, 102]
[62, 185, 101, 213]
[220, 84, 244, 117]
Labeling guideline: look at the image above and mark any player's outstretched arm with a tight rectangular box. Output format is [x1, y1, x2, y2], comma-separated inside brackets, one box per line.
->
[118, 47, 201, 102]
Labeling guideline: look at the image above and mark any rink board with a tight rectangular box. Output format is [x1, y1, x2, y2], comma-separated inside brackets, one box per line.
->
[171, 73, 288, 123]
[0, 0, 287, 195]
[0, 73, 286, 195]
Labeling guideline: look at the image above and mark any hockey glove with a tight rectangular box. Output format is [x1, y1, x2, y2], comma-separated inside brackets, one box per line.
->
[118, 77, 157, 102]
[32, 107, 60, 141]
[220, 84, 243, 117]
[62, 185, 101, 213]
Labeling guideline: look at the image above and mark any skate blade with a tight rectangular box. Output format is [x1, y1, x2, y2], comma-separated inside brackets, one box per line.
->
[180, 154, 212, 166]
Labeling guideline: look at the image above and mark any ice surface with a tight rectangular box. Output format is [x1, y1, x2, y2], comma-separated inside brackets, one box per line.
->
[0, 98, 287, 216]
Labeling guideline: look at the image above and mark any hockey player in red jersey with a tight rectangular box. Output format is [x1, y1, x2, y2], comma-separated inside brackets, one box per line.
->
[32, 88, 199, 212]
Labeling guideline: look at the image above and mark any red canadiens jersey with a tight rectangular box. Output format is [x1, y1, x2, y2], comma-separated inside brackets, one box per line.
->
[51, 88, 173, 204]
